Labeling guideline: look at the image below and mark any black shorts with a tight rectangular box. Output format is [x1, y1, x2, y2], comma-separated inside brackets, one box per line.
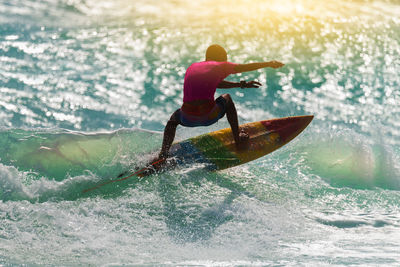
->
[174, 96, 227, 127]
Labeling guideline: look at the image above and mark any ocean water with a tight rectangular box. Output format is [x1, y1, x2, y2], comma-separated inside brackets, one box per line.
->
[1, 0, 400, 265]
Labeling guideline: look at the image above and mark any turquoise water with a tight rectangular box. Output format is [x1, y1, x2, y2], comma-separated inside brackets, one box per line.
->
[1, 0, 400, 265]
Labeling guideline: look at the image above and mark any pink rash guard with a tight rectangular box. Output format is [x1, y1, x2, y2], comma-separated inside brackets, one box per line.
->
[183, 61, 239, 102]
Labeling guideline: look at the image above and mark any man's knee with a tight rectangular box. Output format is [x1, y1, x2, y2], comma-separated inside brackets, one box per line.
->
[167, 111, 180, 127]
[221, 93, 232, 103]
[221, 94, 234, 108]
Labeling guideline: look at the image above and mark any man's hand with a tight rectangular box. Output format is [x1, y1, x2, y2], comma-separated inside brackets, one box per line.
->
[267, 61, 285, 69]
[242, 80, 262, 88]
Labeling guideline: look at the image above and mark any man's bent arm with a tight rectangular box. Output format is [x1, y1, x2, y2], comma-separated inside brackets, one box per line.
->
[218, 80, 262, 89]
[234, 61, 284, 73]
[217, 80, 240, 88]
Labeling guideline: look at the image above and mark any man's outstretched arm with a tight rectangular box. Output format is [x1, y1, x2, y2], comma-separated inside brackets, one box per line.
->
[234, 61, 284, 73]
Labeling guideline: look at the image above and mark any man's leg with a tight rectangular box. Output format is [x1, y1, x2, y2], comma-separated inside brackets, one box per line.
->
[220, 94, 248, 147]
[158, 110, 180, 159]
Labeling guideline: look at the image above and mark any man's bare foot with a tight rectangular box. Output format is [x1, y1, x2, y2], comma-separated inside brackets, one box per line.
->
[157, 151, 168, 160]
[239, 129, 249, 142]
[143, 154, 167, 174]
[236, 129, 249, 150]
[146, 152, 167, 167]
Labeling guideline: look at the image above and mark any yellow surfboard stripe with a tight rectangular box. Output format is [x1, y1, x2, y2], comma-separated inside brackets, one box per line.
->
[207, 122, 282, 165]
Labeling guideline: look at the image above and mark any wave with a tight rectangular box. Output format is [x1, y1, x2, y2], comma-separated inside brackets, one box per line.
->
[300, 128, 400, 190]
[2, 124, 399, 204]
[0, 128, 162, 202]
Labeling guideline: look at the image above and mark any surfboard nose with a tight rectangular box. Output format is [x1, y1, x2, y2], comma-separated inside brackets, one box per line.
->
[261, 115, 313, 143]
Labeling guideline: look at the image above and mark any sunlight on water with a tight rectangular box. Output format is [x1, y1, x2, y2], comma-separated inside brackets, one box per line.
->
[1, 0, 399, 138]
[0, 0, 400, 265]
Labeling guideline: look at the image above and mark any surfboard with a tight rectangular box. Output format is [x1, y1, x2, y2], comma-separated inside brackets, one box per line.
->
[82, 115, 313, 192]
[137, 115, 314, 177]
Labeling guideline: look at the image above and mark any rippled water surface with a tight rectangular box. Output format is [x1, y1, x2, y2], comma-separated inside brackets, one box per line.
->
[1, 0, 400, 265]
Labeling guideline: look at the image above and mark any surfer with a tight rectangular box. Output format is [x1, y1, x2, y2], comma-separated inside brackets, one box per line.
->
[158, 44, 284, 160]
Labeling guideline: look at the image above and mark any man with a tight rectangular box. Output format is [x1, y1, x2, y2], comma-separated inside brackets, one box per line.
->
[158, 44, 284, 160]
